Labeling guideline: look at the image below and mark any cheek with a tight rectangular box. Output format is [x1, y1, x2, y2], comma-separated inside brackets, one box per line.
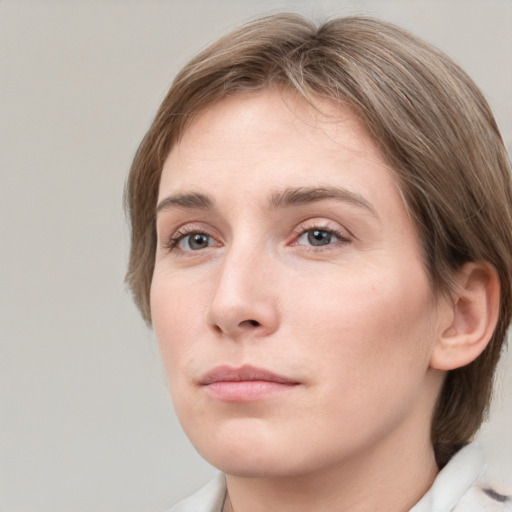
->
[287, 262, 436, 382]
[150, 270, 207, 377]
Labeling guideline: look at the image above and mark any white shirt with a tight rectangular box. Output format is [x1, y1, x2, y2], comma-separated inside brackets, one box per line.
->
[169, 444, 511, 512]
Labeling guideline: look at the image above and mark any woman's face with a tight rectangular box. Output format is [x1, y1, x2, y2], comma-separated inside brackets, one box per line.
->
[151, 91, 447, 477]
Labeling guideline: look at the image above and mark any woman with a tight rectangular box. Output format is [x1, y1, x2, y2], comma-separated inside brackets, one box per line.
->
[125, 14, 512, 512]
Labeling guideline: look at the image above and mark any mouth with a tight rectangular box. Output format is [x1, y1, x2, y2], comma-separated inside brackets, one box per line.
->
[200, 365, 300, 402]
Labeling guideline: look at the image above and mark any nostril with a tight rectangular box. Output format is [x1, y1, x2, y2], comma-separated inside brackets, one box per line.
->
[248, 319, 260, 327]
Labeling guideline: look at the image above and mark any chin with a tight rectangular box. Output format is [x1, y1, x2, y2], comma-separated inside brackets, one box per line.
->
[203, 448, 309, 479]
[184, 420, 311, 477]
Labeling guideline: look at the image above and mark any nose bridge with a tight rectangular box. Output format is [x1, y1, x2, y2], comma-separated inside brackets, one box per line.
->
[207, 235, 278, 337]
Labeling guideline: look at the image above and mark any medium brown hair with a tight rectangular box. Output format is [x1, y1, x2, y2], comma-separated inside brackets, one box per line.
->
[125, 14, 512, 467]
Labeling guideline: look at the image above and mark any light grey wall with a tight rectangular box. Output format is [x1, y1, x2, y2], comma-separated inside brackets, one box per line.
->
[1, 1, 511, 511]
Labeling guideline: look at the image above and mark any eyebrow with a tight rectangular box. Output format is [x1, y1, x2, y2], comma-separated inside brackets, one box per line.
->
[268, 186, 378, 217]
[156, 192, 213, 213]
[156, 186, 378, 218]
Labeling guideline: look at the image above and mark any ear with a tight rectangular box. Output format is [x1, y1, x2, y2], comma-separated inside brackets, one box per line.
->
[430, 262, 500, 371]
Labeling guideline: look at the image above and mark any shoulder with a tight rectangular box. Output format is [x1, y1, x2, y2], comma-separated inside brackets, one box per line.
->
[167, 473, 226, 512]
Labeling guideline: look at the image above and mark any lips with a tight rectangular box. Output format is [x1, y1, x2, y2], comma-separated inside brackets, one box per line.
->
[200, 365, 299, 402]
[201, 365, 297, 384]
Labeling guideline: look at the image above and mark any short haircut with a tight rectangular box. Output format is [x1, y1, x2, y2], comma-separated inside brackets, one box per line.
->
[125, 14, 512, 468]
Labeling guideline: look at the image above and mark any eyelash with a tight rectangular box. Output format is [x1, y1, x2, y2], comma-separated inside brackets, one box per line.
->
[163, 226, 215, 252]
[292, 224, 351, 250]
[162, 223, 351, 254]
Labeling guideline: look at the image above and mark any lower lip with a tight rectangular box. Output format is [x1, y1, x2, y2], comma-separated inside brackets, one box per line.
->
[203, 380, 297, 402]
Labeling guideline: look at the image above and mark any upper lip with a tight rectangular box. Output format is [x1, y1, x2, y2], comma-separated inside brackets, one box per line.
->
[200, 365, 298, 385]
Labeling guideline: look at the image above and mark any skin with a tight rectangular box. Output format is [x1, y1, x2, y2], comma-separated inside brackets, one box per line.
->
[151, 90, 454, 512]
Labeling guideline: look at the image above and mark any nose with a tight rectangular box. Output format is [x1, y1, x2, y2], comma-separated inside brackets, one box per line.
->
[206, 248, 280, 339]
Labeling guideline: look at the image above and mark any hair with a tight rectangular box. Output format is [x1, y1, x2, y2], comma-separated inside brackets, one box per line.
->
[125, 13, 512, 468]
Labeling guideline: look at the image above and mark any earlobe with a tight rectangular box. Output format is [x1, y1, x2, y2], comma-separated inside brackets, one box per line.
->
[430, 262, 500, 371]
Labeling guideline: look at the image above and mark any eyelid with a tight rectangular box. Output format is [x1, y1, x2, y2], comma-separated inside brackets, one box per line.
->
[289, 219, 352, 245]
[160, 222, 222, 252]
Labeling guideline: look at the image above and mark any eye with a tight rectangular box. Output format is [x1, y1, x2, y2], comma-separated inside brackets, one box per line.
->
[293, 224, 352, 249]
[169, 231, 217, 251]
[297, 229, 340, 247]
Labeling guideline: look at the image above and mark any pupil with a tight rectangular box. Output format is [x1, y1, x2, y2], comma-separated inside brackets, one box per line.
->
[189, 233, 208, 249]
[308, 230, 331, 246]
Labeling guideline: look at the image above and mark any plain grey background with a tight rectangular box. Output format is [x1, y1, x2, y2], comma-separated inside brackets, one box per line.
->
[1, 1, 511, 511]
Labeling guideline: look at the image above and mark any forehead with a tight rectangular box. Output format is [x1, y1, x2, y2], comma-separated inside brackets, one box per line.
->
[162, 91, 395, 186]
